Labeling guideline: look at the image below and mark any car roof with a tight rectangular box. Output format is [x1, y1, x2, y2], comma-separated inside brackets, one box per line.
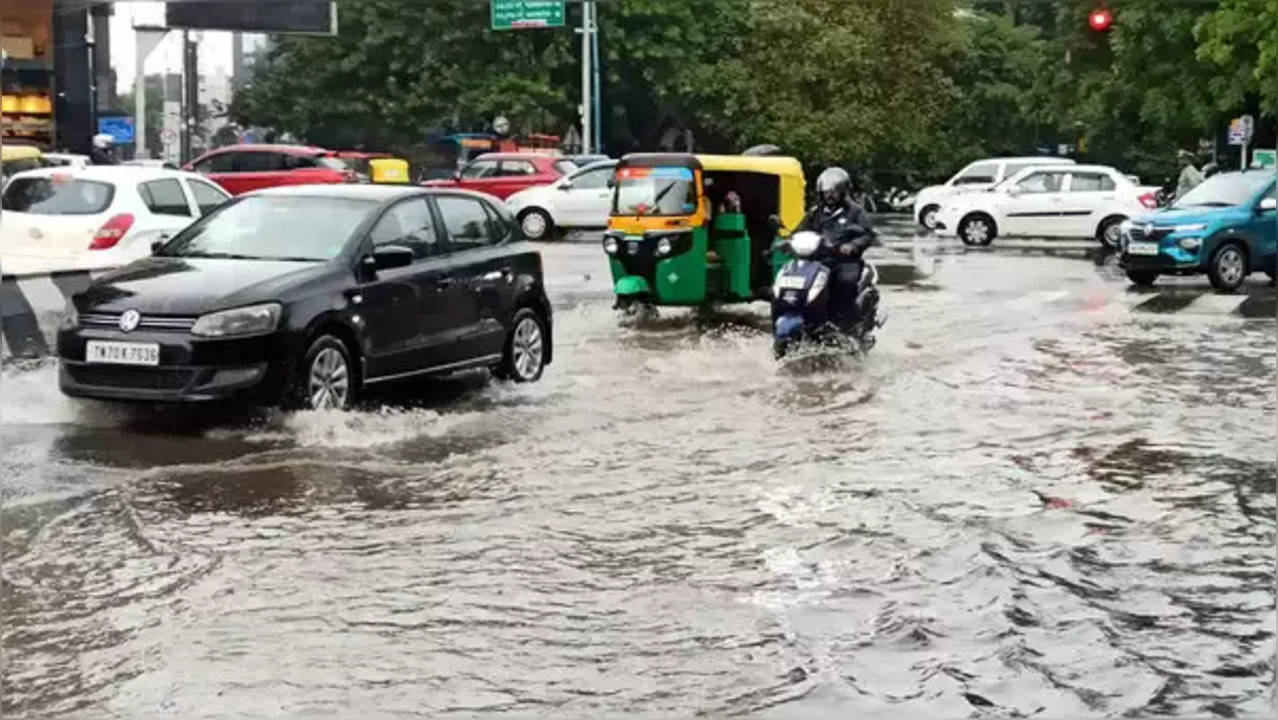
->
[572, 160, 618, 172]
[202, 144, 331, 156]
[247, 184, 502, 204]
[474, 152, 559, 161]
[6, 165, 209, 183]
[982, 156, 1077, 163]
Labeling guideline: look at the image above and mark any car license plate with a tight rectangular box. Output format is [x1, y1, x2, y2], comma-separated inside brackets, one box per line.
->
[1126, 242, 1159, 256]
[86, 340, 160, 366]
[776, 275, 807, 290]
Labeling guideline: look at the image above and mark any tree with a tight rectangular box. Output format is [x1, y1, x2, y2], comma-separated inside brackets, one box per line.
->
[1196, 0, 1278, 116]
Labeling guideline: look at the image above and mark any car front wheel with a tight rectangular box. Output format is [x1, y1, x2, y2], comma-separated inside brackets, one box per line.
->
[1208, 243, 1248, 293]
[496, 308, 547, 383]
[519, 208, 555, 241]
[291, 334, 357, 410]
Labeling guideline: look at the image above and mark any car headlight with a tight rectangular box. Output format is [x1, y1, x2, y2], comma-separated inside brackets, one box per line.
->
[656, 237, 672, 255]
[807, 271, 828, 303]
[1170, 224, 1207, 233]
[603, 236, 619, 254]
[60, 298, 78, 329]
[1178, 237, 1202, 250]
[190, 302, 282, 338]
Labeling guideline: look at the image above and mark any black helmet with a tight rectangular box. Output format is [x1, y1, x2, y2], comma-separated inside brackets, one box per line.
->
[815, 167, 851, 207]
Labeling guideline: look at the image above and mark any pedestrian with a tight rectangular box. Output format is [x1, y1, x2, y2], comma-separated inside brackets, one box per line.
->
[1174, 149, 1203, 201]
[89, 133, 119, 165]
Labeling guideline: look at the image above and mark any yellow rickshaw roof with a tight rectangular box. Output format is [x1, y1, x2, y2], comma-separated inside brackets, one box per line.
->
[693, 154, 804, 178]
[2, 145, 42, 161]
[618, 152, 805, 180]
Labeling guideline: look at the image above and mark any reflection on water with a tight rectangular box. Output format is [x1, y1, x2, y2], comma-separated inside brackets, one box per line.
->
[1, 247, 1273, 717]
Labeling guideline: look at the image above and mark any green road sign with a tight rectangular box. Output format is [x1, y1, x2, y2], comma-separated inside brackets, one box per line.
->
[1252, 149, 1275, 169]
[491, 0, 565, 30]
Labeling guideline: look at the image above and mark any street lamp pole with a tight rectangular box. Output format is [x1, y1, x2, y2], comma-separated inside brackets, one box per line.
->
[580, 0, 592, 155]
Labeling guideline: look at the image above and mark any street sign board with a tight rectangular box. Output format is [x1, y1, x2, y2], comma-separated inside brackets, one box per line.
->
[165, 2, 336, 36]
[491, 0, 565, 30]
[1228, 116, 1254, 146]
[1252, 149, 1276, 169]
[97, 116, 135, 145]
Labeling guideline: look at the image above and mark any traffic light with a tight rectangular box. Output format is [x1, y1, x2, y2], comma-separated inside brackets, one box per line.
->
[1088, 7, 1114, 32]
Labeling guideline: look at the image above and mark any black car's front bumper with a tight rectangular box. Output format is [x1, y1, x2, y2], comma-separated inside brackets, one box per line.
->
[57, 325, 293, 403]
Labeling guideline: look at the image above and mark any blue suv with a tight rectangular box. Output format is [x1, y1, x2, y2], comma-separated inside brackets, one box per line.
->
[1120, 171, 1277, 292]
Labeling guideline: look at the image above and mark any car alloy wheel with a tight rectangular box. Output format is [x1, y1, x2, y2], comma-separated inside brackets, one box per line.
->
[520, 209, 552, 240]
[308, 347, 350, 409]
[1101, 220, 1123, 248]
[960, 216, 992, 246]
[510, 316, 544, 381]
[1211, 245, 1247, 292]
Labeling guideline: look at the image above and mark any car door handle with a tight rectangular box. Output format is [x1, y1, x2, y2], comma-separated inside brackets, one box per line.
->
[433, 277, 455, 290]
[481, 268, 512, 282]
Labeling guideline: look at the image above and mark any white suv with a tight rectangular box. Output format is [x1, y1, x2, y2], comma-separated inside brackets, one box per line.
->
[913, 156, 1076, 230]
[934, 164, 1159, 247]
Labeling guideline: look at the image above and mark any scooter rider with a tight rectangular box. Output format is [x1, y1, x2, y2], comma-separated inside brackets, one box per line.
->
[796, 167, 874, 329]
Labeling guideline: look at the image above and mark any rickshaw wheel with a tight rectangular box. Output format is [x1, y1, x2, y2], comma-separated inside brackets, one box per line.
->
[617, 298, 658, 325]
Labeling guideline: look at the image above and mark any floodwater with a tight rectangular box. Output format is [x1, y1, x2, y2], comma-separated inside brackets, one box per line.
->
[2, 231, 1274, 717]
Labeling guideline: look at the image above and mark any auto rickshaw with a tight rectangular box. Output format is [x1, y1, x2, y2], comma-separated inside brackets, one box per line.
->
[603, 153, 805, 312]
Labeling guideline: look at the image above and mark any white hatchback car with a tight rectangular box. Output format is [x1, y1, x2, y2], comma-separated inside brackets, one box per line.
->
[934, 164, 1159, 247]
[913, 156, 1077, 230]
[505, 160, 616, 240]
[0, 165, 231, 266]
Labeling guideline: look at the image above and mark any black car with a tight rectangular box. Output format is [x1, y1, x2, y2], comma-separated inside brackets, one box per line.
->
[58, 185, 553, 409]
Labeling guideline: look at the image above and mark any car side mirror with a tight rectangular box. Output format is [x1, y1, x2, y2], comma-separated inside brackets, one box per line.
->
[558, 181, 572, 191]
[1258, 197, 1276, 212]
[606, 177, 616, 189]
[365, 245, 414, 271]
[150, 240, 166, 255]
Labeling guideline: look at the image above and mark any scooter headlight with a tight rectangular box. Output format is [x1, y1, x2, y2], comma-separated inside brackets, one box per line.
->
[603, 236, 619, 254]
[656, 237, 673, 255]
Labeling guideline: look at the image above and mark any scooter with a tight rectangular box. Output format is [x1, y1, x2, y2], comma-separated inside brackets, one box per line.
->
[771, 230, 883, 359]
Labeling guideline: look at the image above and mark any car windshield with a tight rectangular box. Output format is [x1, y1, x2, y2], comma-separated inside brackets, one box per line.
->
[613, 166, 697, 216]
[1, 177, 114, 214]
[158, 195, 376, 261]
[1173, 172, 1274, 208]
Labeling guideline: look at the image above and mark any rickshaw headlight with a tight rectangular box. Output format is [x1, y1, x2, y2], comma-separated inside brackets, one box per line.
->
[656, 238, 673, 255]
[603, 237, 619, 254]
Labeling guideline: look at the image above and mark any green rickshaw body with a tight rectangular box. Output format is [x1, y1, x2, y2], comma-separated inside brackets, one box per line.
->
[604, 153, 806, 308]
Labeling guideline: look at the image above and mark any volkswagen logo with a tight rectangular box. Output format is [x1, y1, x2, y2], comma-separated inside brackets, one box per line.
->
[118, 309, 141, 333]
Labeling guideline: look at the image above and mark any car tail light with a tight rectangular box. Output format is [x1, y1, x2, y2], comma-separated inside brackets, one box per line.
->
[1139, 192, 1157, 209]
[89, 213, 134, 250]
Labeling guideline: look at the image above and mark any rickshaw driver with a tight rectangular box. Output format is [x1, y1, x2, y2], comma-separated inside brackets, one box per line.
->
[795, 166, 875, 329]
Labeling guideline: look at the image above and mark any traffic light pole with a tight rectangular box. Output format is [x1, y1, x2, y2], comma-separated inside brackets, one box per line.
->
[579, 0, 592, 155]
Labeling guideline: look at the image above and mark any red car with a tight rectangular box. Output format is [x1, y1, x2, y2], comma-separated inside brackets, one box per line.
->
[425, 152, 576, 200]
[184, 144, 357, 196]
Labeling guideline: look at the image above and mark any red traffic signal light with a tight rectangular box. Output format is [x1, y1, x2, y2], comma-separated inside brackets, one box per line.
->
[1088, 8, 1114, 32]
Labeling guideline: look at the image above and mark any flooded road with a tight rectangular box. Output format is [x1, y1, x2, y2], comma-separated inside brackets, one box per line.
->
[3, 229, 1274, 717]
